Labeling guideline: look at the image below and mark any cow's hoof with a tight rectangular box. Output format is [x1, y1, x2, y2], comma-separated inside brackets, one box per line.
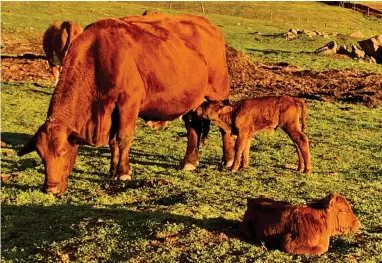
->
[224, 159, 234, 168]
[119, 174, 132, 181]
[183, 163, 197, 171]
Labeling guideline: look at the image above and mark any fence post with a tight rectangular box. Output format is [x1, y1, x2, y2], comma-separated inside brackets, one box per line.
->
[169, 1, 172, 10]
[201, 1, 205, 14]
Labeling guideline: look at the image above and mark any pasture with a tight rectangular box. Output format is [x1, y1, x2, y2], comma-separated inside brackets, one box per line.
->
[1, 2, 382, 262]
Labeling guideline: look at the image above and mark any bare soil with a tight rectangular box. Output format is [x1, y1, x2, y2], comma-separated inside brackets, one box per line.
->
[1, 44, 382, 107]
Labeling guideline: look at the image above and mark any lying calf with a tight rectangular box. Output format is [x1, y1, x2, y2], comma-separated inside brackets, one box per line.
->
[195, 96, 311, 173]
[240, 193, 361, 255]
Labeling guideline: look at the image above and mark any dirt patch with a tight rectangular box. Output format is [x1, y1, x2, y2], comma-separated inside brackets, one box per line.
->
[226, 45, 382, 107]
[1, 45, 382, 107]
[1, 57, 53, 83]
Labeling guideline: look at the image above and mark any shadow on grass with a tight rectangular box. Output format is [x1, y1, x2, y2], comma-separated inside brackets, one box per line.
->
[1, 132, 32, 148]
[1, 204, 240, 261]
[246, 48, 311, 55]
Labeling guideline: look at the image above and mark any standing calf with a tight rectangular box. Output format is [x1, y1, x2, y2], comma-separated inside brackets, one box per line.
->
[43, 21, 83, 85]
[195, 96, 311, 173]
[240, 193, 361, 255]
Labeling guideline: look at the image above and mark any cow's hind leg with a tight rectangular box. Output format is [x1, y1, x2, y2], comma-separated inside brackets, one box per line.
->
[115, 97, 140, 180]
[108, 109, 120, 179]
[181, 112, 204, 170]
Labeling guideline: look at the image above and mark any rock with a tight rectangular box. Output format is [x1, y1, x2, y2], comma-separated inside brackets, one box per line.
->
[337, 45, 351, 56]
[349, 31, 364, 38]
[303, 30, 317, 38]
[296, 29, 304, 34]
[351, 44, 365, 58]
[1, 141, 6, 147]
[314, 30, 323, 36]
[363, 55, 377, 64]
[289, 28, 298, 35]
[322, 34, 330, 39]
[285, 31, 297, 41]
[315, 41, 338, 55]
[358, 34, 382, 63]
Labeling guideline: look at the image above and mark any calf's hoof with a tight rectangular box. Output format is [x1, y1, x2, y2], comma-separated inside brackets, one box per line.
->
[224, 159, 234, 168]
[303, 168, 311, 174]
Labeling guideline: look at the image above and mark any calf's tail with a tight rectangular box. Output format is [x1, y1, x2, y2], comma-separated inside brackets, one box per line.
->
[296, 98, 308, 132]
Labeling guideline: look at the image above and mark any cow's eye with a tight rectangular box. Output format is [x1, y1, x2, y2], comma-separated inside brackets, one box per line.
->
[57, 148, 67, 157]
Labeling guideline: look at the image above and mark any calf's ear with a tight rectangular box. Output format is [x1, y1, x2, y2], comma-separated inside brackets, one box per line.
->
[218, 105, 233, 115]
[18, 134, 37, 156]
[68, 131, 89, 146]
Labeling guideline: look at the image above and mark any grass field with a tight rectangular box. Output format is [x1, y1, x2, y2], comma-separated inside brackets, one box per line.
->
[1, 2, 382, 263]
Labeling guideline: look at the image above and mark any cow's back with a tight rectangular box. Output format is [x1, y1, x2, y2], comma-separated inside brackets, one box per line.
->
[121, 14, 230, 100]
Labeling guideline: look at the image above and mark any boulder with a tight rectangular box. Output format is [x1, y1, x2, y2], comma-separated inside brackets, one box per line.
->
[358, 35, 382, 63]
[315, 41, 337, 55]
[351, 44, 365, 58]
[349, 31, 364, 38]
[337, 45, 351, 56]
[285, 31, 297, 41]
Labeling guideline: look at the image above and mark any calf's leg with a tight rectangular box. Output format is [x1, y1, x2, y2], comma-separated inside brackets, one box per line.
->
[220, 128, 235, 168]
[232, 132, 249, 172]
[242, 137, 252, 168]
[284, 127, 311, 173]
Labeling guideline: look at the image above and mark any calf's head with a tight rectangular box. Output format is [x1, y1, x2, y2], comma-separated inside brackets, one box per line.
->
[195, 101, 233, 121]
[311, 193, 361, 235]
[18, 122, 87, 195]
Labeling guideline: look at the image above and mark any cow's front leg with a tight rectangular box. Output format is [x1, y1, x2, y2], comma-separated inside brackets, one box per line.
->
[115, 98, 140, 180]
[109, 135, 119, 179]
[181, 112, 204, 170]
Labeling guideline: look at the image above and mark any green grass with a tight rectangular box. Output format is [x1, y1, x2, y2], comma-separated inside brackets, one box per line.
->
[1, 82, 382, 262]
[1, 1, 382, 72]
[1, 2, 382, 262]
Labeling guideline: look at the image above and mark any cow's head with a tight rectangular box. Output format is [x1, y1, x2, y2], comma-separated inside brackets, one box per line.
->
[18, 121, 87, 195]
[312, 193, 361, 235]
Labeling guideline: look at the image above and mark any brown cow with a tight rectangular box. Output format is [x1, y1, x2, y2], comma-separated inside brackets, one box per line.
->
[195, 96, 311, 173]
[18, 14, 235, 195]
[43, 21, 83, 85]
[240, 194, 361, 255]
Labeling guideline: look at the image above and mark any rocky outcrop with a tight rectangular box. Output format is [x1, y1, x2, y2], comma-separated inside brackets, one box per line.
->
[358, 35, 382, 63]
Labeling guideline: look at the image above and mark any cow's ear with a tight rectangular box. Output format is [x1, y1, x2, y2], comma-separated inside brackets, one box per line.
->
[68, 131, 89, 146]
[317, 193, 336, 209]
[18, 134, 37, 156]
[218, 105, 233, 115]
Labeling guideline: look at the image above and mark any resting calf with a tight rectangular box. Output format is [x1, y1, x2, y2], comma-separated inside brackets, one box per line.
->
[240, 193, 361, 255]
[195, 96, 311, 173]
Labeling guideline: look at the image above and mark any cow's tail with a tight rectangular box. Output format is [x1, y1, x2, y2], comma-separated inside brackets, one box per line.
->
[296, 98, 307, 132]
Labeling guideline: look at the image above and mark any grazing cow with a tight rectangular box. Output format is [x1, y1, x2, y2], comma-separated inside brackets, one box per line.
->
[43, 21, 83, 85]
[240, 194, 361, 255]
[18, 14, 235, 195]
[195, 96, 311, 173]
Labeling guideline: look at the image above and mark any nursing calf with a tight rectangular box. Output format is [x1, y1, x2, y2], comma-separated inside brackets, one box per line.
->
[240, 194, 361, 255]
[195, 96, 311, 173]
